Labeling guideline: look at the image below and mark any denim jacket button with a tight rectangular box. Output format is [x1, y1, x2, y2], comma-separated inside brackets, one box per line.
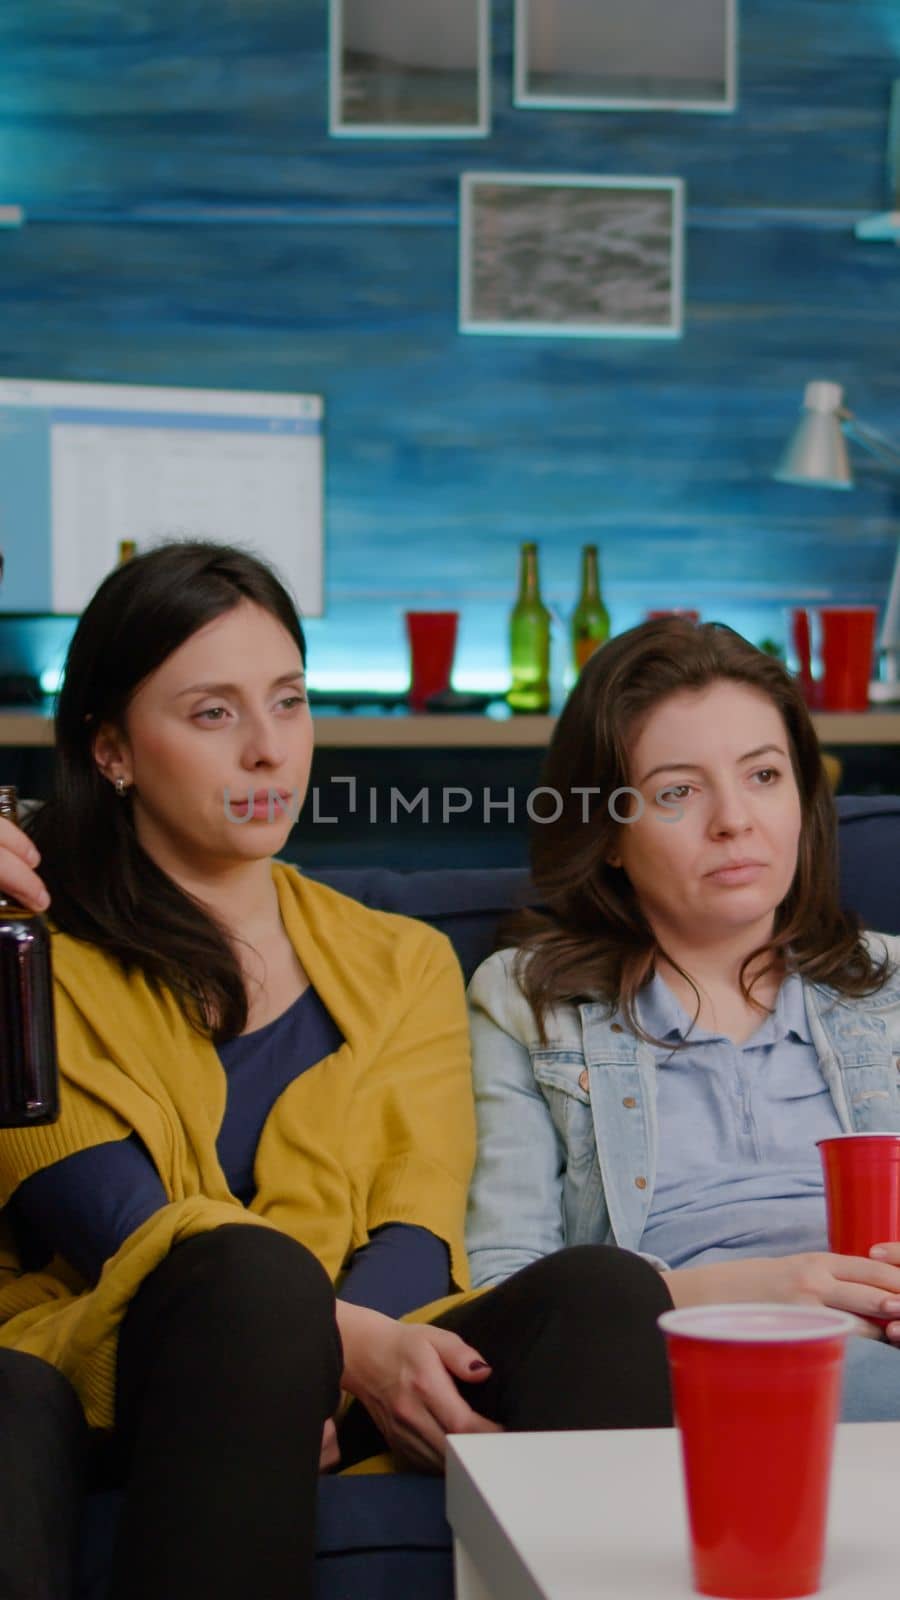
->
[611, 1023, 624, 1034]
[578, 1070, 590, 1093]
[622, 1096, 637, 1109]
[635, 1176, 647, 1190]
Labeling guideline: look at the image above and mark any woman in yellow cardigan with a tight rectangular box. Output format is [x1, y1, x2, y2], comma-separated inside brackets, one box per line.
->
[0, 541, 674, 1600]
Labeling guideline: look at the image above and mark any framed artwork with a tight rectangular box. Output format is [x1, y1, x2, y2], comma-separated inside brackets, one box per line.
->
[459, 173, 685, 339]
[514, 0, 737, 114]
[329, 0, 491, 138]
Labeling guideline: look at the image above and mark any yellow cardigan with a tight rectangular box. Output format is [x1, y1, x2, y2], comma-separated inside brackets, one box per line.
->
[0, 864, 477, 1429]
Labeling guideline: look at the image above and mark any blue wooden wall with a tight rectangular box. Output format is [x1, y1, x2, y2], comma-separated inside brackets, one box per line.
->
[1, 0, 899, 693]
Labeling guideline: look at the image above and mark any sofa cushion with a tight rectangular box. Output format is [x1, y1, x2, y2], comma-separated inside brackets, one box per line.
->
[304, 864, 531, 984]
[316, 1473, 451, 1556]
[830, 795, 900, 936]
[306, 796, 900, 980]
[78, 1478, 453, 1600]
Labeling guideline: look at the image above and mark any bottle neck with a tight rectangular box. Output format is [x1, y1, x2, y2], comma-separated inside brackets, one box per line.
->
[518, 548, 541, 602]
[0, 790, 26, 910]
[0, 789, 19, 826]
[0, 893, 29, 915]
[580, 548, 600, 601]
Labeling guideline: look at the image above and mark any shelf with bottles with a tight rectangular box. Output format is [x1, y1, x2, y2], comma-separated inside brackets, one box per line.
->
[4, 703, 900, 751]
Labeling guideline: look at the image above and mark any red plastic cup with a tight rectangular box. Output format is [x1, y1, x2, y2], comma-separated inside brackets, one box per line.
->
[787, 607, 821, 709]
[659, 1304, 854, 1599]
[818, 1132, 900, 1259]
[817, 605, 877, 712]
[404, 611, 458, 711]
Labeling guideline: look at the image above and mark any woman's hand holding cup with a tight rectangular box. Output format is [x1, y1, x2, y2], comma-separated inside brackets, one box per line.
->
[662, 1248, 900, 1342]
[817, 1132, 900, 1337]
[869, 1240, 900, 1338]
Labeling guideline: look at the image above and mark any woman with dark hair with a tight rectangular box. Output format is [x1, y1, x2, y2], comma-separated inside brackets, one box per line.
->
[0, 541, 675, 1600]
[467, 616, 900, 1418]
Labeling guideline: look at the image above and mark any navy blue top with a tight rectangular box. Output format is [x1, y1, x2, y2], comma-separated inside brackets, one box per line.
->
[9, 985, 450, 1317]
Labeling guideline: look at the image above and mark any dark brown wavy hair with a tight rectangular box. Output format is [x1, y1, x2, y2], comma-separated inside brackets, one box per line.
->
[25, 540, 306, 1041]
[507, 618, 892, 1045]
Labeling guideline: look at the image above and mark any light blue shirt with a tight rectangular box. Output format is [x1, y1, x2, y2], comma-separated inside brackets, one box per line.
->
[466, 934, 900, 1425]
[464, 931, 900, 1290]
[635, 971, 844, 1270]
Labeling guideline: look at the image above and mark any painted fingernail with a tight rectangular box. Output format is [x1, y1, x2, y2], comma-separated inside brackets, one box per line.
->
[468, 1360, 491, 1373]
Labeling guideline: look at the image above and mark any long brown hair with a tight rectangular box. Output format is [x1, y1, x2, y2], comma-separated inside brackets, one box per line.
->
[508, 618, 892, 1044]
[26, 540, 306, 1042]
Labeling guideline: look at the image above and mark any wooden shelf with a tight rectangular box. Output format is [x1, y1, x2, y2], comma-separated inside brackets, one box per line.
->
[4, 706, 900, 749]
[808, 713, 900, 746]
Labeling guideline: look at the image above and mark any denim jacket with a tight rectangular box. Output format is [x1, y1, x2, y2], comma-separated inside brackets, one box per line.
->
[465, 933, 900, 1289]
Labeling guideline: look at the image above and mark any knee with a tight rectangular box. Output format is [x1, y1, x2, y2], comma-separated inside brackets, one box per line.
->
[520, 1245, 672, 1320]
[167, 1224, 336, 1324]
[0, 1350, 86, 1437]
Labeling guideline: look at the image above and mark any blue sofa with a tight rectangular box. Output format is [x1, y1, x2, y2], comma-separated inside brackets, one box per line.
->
[77, 794, 900, 1599]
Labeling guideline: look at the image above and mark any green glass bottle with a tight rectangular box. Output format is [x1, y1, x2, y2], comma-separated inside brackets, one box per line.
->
[508, 542, 551, 713]
[571, 544, 610, 677]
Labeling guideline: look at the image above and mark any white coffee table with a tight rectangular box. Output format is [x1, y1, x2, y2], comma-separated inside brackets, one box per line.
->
[446, 1423, 900, 1600]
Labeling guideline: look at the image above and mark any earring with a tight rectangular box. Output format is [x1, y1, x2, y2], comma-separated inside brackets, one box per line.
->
[114, 776, 129, 796]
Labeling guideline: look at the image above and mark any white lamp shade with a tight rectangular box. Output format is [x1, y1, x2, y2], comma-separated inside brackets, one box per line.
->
[774, 380, 854, 490]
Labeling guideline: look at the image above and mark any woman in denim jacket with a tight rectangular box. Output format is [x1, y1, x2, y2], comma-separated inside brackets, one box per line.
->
[467, 617, 900, 1420]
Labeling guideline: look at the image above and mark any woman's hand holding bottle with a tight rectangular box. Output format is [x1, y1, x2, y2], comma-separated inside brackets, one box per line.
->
[661, 1247, 900, 1342]
[0, 816, 49, 912]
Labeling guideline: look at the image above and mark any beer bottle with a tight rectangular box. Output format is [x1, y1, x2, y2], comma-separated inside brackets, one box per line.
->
[571, 544, 610, 676]
[508, 543, 551, 714]
[0, 787, 60, 1125]
[118, 540, 137, 564]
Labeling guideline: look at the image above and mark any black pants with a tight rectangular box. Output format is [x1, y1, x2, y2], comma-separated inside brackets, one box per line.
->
[0, 1348, 87, 1600]
[0, 1235, 673, 1600]
[106, 1224, 343, 1600]
[339, 1244, 675, 1464]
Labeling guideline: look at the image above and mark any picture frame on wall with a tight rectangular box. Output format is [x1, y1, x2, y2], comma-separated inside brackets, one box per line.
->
[329, 0, 491, 138]
[459, 173, 685, 340]
[514, 0, 737, 114]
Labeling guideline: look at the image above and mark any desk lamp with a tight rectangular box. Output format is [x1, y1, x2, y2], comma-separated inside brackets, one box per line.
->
[775, 380, 900, 702]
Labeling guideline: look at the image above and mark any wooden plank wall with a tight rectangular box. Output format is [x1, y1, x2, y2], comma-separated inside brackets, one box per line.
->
[0, 0, 898, 689]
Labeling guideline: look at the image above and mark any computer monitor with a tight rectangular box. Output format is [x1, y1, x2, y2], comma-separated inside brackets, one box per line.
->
[0, 377, 324, 616]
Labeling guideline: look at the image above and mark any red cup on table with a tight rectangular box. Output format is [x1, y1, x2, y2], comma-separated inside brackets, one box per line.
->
[818, 1133, 900, 1325]
[817, 605, 878, 712]
[404, 611, 459, 712]
[659, 1304, 855, 1599]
